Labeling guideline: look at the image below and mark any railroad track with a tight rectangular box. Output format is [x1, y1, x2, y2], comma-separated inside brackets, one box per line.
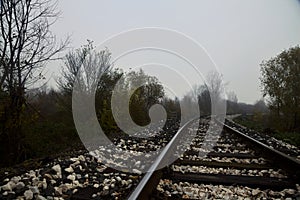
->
[0, 118, 181, 200]
[1, 116, 300, 199]
[128, 117, 300, 199]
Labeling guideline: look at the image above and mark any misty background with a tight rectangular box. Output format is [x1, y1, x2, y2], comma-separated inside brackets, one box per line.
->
[43, 0, 300, 104]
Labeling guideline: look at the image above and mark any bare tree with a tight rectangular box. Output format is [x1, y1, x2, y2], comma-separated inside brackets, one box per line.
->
[226, 91, 239, 114]
[206, 70, 225, 115]
[227, 91, 238, 103]
[0, 0, 68, 164]
[181, 84, 212, 117]
[57, 41, 112, 112]
[197, 85, 211, 115]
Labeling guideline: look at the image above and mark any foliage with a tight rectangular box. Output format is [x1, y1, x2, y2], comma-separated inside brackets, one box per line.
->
[260, 45, 300, 131]
[182, 71, 229, 117]
[226, 91, 239, 114]
[0, 39, 166, 167]
[0, 0, 68, 165]
[58, 42, 165, 134]
[234, 114, 300, 148]
[122, 70, 164, 126]
[97, 69, 165, 132]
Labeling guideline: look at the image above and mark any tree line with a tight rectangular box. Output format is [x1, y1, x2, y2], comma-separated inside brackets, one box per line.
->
[0, 0, 165, 166]
[260, 45, 300, 132]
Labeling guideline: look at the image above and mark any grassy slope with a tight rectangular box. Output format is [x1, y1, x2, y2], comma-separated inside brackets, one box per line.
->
[233, 114, 300, 148]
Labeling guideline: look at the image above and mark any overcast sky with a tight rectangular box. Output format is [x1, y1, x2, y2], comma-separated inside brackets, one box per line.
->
[46, 0, 300, 104]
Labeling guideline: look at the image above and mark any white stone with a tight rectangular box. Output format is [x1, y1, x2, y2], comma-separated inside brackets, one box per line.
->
[15, 182, 25, 190]
[1, 182, 14, 191]
[78, 155, 85, 162]
[132, 169, 142, 175]
[283, 189, 295, 195]
[24, 190, 33, 200]
[36, 195, 47, 200]
[52, 164, 62, 178]
[41, 179, 47, 190]
[96, 166, 106, 172]
[296, 184, 300, 192]
[30, 186, 39, 194]
[11, 176, 21, 184]
[75, 174, 81, 179]
[32, 177, 39, 186]
[70, 157, 78, 162]
[103, 186, 109, 190]
[71, 161, 80, 167]
[65, 167, 74, 173]
[103, 179, 110, 184]
[43, 174, 53, 180]
[54, 187, 62, 196]
[67, 175, 76, 181]
[252, 189, 260, 196]
[116, 176, 122, 182]
[135, 161, 141, 167]
[28, 170, 36, 178]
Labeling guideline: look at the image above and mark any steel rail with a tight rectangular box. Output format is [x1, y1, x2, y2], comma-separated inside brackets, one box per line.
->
[221, 121, 300, 177]
[128, 117, 300, 199]
[128, 117, 199, 200]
